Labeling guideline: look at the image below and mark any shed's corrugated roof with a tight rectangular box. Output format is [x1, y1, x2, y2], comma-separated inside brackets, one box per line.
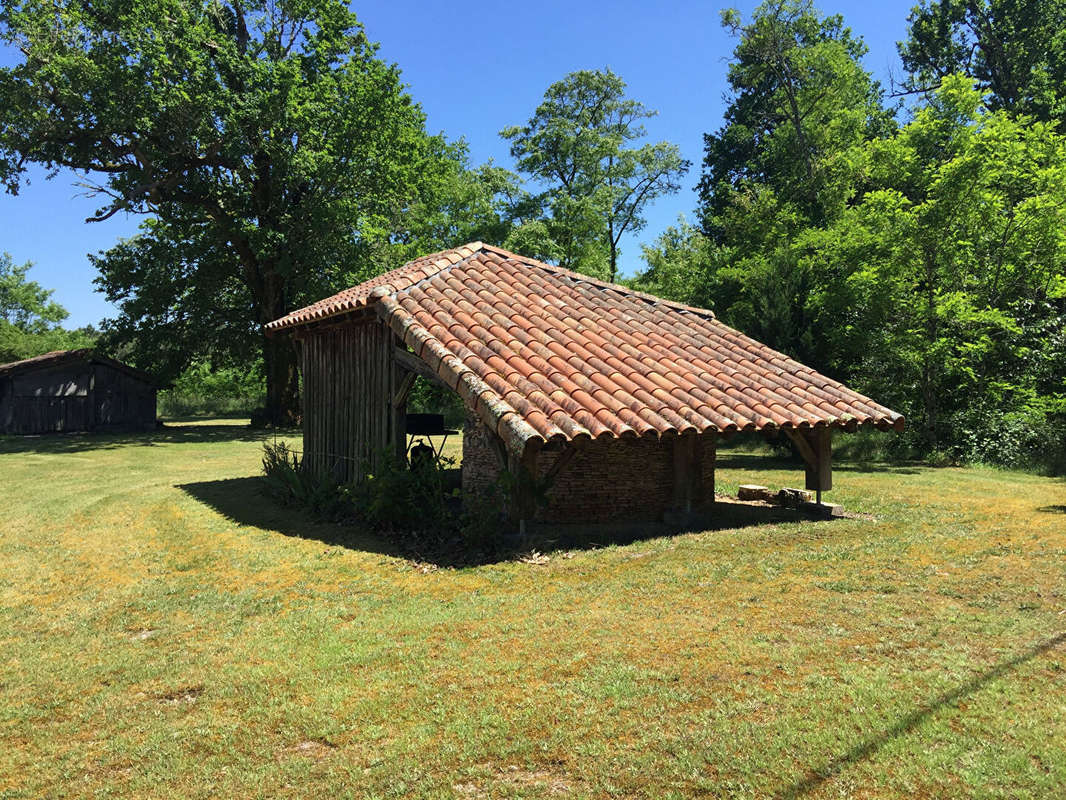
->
[267, 243, 903, 452]
[0, 349, 159, 386]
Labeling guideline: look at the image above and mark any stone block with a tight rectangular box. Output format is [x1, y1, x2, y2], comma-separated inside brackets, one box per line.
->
[777, 487, 815, 507]
[800, 501, 844, 518]
[738, 484, 772, 501]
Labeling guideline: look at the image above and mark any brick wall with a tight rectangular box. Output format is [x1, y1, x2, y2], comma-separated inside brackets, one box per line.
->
[461, 408, 502, 497]
[461, 408, 717, 523]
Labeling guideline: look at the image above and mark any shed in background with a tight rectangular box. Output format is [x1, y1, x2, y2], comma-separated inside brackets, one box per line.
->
[0, 349, 159, 435]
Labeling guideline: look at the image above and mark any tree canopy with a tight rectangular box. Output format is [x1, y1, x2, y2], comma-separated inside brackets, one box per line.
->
[0, 0, 449, 422]
[0, 252, 95, 362]
[635, 0, 1066, 471]
[698, 0, 893, 236]
[502, 69, 689, 281]
[898, 0, 1066, 124]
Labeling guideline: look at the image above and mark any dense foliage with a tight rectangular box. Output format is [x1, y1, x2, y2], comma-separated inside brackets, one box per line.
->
[0, 252, 96, 362]
[157, 359, 265, 418]
[0, 0, 470, 423]
[899, 0, 1066, 124]
[634, 0, 1066, 472]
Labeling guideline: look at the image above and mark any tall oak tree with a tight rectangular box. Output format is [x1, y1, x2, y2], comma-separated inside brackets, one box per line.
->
[0, 0, 441, 423]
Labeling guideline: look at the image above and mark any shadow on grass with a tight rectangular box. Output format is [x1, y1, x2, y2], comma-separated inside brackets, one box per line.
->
[178, 476, 834, 567]
[0, 423, 282, 454]
[1037, 505, 1066, 514]
[177, 477, 404, 557]
[715, 453, 924, 475]
[780, 631, 1066, 798]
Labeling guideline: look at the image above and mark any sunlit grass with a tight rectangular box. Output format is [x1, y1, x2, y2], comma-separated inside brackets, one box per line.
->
[0, 421, 1064, 798]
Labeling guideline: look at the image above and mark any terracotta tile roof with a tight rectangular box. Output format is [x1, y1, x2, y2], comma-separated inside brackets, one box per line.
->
[267, 243, 904, 452]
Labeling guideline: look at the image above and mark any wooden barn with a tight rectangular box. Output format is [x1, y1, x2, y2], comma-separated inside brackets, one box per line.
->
[265, 243, 904, 524]
[0, 349, 159, 435]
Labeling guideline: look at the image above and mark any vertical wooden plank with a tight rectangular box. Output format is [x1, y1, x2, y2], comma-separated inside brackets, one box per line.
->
[705, 433, 717, 499]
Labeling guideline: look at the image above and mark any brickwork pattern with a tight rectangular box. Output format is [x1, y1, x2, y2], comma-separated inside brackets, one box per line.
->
[462, 409, 717, 523]
[461, 408, 501, 498]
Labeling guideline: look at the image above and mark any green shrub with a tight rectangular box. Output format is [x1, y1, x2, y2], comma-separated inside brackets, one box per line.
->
[159, 360, 265, 419]
[260, 442, 511, 558]
[261, 442, 350, 518]
[949, 403, 1066, 475]
[346, 448, 459, 533]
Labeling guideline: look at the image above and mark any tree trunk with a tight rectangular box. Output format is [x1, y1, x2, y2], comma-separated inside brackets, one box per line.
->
[257, 272, 300, 427]
[262, 333, 300, 427]
[608, 235, 618, 283]
[921, 245, 938, 450]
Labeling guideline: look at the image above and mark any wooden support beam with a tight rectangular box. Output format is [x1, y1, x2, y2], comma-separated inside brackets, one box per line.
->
[542, 441, 580, 486]
[483, 427, 506, 468]
[508, 446, 540, 530]
[393, 347, 449, 389]
[808, 426, 832, 493]
[782, 427, 816, 466]
[392, 370, 417, 408]
[783, 426, 832, 493]
[672, 433, 700, 514]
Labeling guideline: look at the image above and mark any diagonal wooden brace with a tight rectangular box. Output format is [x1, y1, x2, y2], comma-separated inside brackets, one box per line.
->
[783, 426, 832, 492]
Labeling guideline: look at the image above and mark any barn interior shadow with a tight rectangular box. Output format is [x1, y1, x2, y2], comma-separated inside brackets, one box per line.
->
[0, 422, 274, 454]
[177, 476, 835, 567]
[778, 631, 1066, 798]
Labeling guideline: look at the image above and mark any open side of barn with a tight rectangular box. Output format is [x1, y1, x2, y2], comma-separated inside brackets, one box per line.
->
[267, 242, 904, 526]
[0, 350, 159, 435]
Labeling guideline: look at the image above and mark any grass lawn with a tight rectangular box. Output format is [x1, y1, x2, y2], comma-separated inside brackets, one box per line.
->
[1, 420, 1064, 799]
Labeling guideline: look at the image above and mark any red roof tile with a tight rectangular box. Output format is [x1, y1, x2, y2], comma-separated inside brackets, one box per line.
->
[267, 243, 904, 451]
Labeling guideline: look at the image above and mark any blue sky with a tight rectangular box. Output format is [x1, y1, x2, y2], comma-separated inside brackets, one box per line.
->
[0, 0, 915, 328]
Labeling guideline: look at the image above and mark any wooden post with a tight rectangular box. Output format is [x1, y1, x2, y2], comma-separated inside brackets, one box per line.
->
[783, 426, 833, 500]
[703, 433, 716, 500]
[542, 442, 580, 486]
[672, 433, 700, 516]
[392, 367, 416, 465]
[508, 445, 539, 533]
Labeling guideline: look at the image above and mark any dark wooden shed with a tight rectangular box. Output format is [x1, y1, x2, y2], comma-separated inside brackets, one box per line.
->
[266, 243, 905, 525]
[0, 349, 159, 435]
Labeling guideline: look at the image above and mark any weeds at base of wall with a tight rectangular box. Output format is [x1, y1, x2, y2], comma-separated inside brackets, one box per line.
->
[260, 442, 511, 562]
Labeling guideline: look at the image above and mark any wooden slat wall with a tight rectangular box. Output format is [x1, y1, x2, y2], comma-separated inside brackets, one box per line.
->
[300, 319, 397, 482]
[0, 363, 156, 434]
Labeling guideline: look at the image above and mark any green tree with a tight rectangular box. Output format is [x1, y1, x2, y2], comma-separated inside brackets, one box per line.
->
[698, 0, 893, 235]
[0, 252, 67, 332]
[629, 216, 717, 305]
[694, 1, 892, 363]
[502, 69, 689, 282]
[92, 210, 263, 386]
[804, 76, 1066, 456]
[1, 0, 442, 424]
[899, 0, 1066, 124]
[0, 252, 95, 362]
[363, 143, 538, 275]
